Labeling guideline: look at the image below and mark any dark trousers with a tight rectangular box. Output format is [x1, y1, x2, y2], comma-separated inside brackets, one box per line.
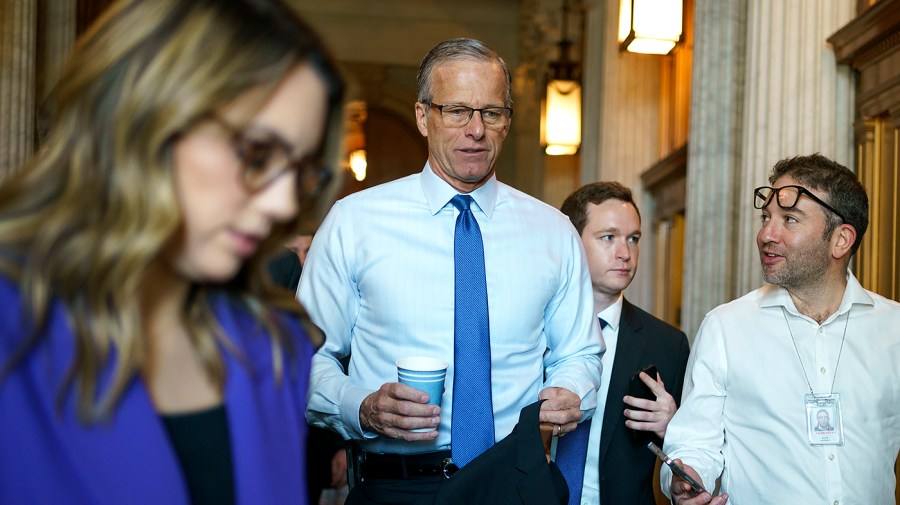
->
[307, 426, 347, 504]
[345, 476, 444, 505]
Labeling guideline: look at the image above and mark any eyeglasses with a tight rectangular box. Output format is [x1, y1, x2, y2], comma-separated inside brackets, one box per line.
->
[753, 185, 846, 223]
[207, 115, 332, 206]
[426, 102, 513, 128]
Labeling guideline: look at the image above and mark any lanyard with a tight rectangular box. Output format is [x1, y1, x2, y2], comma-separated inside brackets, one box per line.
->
[780, 306, 849, 396]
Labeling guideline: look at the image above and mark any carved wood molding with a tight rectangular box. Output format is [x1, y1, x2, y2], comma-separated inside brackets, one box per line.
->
[640, 144, 688, 222]
[828, 0, 900, 67]
[830, 0, 900, 116]
[640, 144, 687, 191]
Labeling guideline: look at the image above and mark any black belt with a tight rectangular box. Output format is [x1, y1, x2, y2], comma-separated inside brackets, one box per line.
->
[358, 449, 458, 480]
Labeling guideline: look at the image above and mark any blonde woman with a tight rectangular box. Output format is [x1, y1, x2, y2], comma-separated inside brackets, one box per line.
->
[0, 1, 343, 504]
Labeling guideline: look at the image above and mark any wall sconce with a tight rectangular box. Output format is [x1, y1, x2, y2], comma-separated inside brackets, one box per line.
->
[349, 149, 367, 181]
[542, 0, 581, 156]
[544, 80, 581, 155]
[618, 0, 683, 55]
[345, 101, 367, 182]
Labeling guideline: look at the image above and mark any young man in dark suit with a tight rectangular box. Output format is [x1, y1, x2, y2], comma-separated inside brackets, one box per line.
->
[561, 182, 690, 505]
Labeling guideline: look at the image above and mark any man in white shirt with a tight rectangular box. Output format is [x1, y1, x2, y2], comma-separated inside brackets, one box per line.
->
[661, 153, 900, 504]
[299, 38, 603, 504]
[561, 181, 689, 505]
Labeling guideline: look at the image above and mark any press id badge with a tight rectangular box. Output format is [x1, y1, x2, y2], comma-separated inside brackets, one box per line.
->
[805, 393, 844, 445]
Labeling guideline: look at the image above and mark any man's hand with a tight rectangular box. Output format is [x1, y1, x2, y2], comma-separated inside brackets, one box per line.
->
[669, 459, 728, 505]
[623, 371, 677, 439]
[537, 387, 582, 436]
[329, 449, 348, 488]
[359, 383, 440, 441]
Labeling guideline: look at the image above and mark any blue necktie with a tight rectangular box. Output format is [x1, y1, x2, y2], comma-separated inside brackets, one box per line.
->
[555, 317, 608, 505]
[450, 195, 495, 468]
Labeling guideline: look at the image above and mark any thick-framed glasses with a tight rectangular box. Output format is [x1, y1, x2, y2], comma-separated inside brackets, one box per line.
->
[754, 185, 846, 223]
[207, 115, 332, 206]
[426, 102, 513, 128]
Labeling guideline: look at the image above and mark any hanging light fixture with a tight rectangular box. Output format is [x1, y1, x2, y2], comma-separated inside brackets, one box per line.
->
[542, 0, 581, 156]
[618, 0, 683, 55]
[349, 149, 367, 181]
[345, 101, 367, 181]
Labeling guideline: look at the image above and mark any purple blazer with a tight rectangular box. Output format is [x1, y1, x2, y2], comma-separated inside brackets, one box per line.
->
[0, 277, 313, 504]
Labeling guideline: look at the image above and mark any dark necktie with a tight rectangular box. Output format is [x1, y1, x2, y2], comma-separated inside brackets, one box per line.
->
[555, 317, 608, 505]
[449, 195, 495, 468]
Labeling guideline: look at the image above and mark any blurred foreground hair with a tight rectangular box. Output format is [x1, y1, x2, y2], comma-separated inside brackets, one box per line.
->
[0, 0, 344, 421]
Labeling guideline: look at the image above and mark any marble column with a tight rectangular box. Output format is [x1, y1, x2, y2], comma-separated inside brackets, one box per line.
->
[680, 0, 748, 339]
[0, 0, 37, 181]
[733, 0, 855, 297]
[509, 0, 548, 199]
[579, 0, 604, 188]
[682, 0, 856, 338]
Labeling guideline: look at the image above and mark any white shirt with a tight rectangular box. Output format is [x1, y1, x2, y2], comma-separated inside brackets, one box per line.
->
[581, 295, 623, 504]
[299, 164, 604, 454]
[661, 272, 900, 504]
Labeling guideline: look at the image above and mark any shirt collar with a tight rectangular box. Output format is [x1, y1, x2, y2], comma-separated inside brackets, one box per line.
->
[420, 162, 499, 218]
[758, 269, 874, 323]
[597, 293, 624, 331]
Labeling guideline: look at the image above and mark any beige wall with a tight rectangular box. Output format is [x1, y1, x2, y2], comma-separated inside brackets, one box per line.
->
[289, 0, 537, 194]
[288, 0, 520, 67]
[3, 0, 886, 340]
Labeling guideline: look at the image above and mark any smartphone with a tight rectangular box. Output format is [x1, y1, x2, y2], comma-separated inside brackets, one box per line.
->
[628, 364, 658, 402]
[646, 442, 707, 495]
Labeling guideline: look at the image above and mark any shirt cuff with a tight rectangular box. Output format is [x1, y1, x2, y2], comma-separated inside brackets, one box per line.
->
[340, 384, 379, 440]
[543, 379, 598, 422]
[659, 462, 674, 498]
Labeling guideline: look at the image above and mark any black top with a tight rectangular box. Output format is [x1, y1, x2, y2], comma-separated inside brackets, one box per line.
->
[268, 249, 303, 291]
[161, 404, 236, 505]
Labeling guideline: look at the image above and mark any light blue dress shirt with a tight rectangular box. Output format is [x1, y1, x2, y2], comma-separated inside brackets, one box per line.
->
[582, 296, 623, 504]
[299, 164, 603, 455]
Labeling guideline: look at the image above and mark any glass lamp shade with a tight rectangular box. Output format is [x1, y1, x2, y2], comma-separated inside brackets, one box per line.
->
[543, 79, 581, 156]
[618, 0, 683, 55]
[349, 149, 367, 181]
